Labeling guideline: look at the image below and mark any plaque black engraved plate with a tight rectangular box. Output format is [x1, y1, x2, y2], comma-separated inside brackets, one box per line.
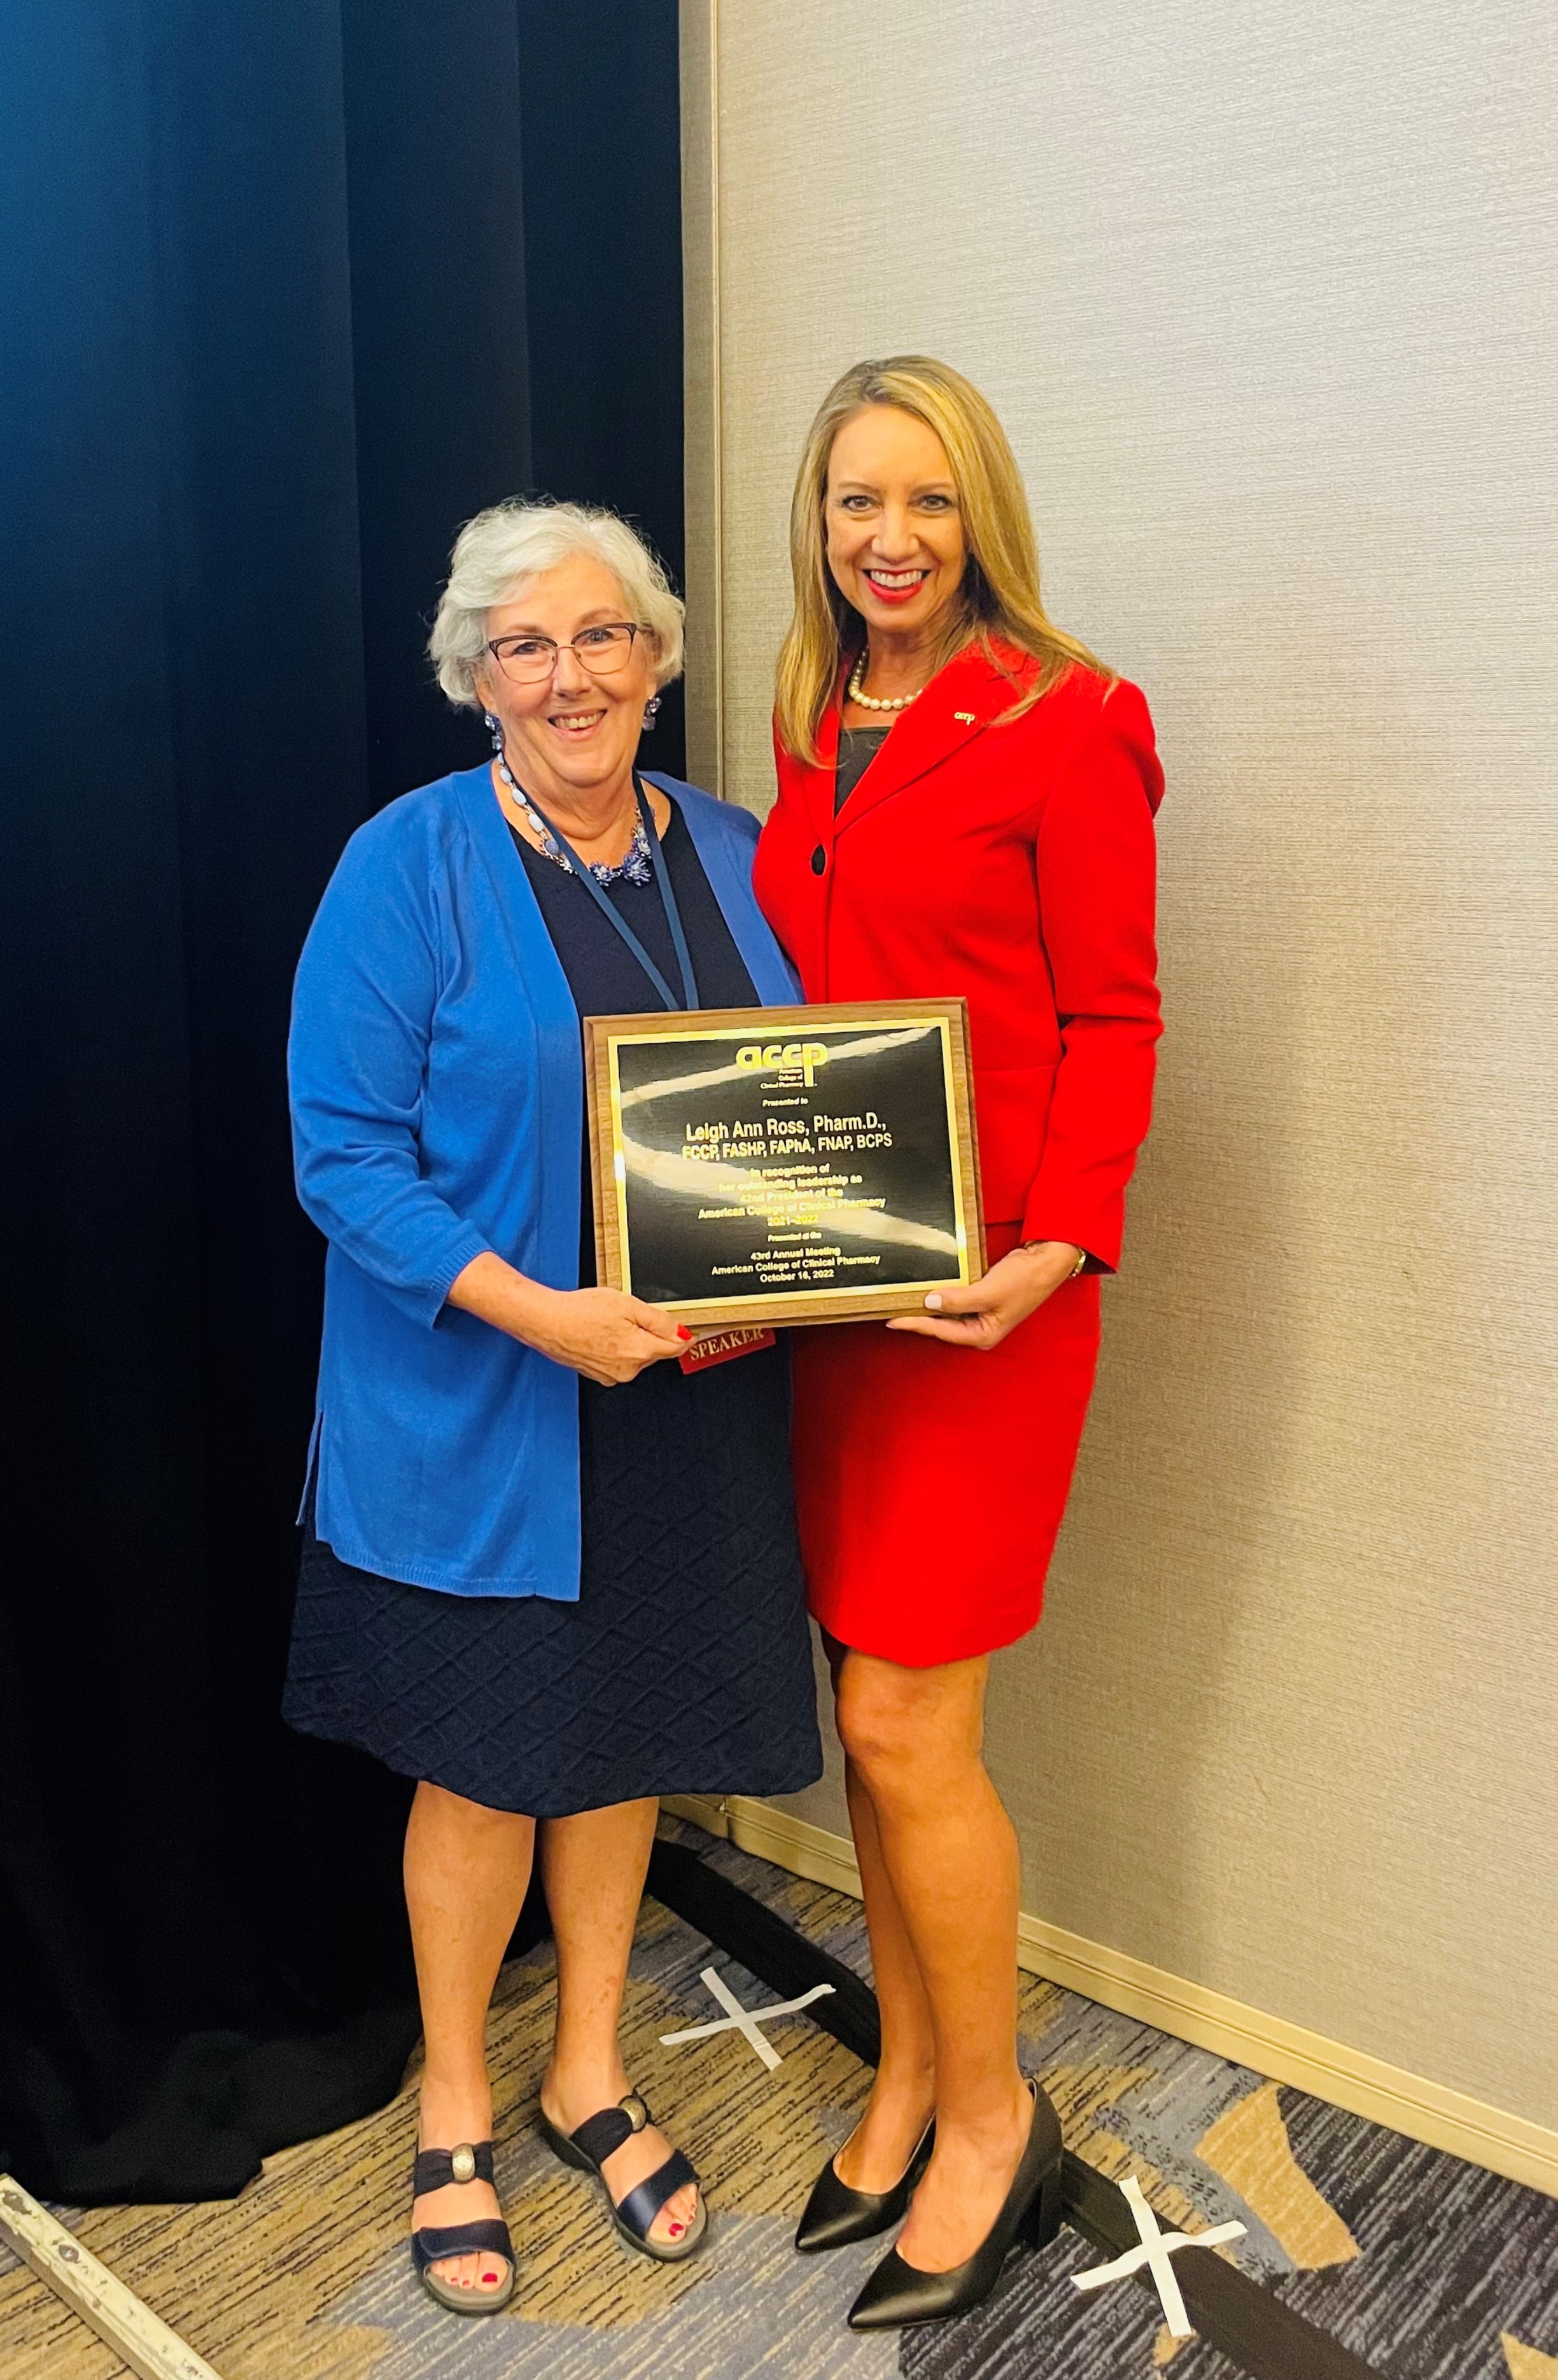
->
[584, 1000, 985, 1327]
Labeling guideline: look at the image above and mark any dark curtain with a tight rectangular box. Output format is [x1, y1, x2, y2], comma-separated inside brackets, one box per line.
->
[517, 6, 689, 771]
[0, 0, 683, 2203]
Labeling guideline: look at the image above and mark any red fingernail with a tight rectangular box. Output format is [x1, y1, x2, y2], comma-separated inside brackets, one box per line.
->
[677, 1326, 693, 1340]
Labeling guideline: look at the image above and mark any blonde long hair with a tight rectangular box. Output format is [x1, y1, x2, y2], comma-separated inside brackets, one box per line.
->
[774, 356, 1107, 762]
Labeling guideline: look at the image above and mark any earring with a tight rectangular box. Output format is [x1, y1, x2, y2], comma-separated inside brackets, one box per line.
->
[483, 710, 504, 753]
[642, 694, 661, 732]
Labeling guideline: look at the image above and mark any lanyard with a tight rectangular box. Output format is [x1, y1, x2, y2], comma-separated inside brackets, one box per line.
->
[524, 774, 699, 1011]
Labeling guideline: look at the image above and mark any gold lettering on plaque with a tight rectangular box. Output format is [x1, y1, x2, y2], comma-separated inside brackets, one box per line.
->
[735, 1040, 830, 1088]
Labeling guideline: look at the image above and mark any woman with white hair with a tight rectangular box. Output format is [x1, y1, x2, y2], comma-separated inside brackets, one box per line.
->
[283, 500, 821, 2316]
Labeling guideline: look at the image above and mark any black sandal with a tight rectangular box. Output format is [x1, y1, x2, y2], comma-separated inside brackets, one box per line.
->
[538, 2089, 708, 2264]
[409, 2140, 517, 2315]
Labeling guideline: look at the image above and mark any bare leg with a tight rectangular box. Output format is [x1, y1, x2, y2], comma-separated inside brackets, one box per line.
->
[538, 1799, 700, 2246]
[405, 1780, 535, 2296]
[821, 1645, 937, 2192]
[834, 1649, 1030, 2273]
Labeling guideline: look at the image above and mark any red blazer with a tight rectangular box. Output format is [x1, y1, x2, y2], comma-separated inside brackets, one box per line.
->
[753, 641, 1164, 1272]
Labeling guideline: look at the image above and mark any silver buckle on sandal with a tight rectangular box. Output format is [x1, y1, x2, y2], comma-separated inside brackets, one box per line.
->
[619, 2093, 648, 2134]
[450, 2142, 477, 2183]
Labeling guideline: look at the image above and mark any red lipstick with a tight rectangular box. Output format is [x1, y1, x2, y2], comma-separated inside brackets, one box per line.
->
[862, 572, 928, 606]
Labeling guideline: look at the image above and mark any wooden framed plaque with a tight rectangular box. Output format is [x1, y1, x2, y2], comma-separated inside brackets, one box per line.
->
[583, 998, 985, 1328]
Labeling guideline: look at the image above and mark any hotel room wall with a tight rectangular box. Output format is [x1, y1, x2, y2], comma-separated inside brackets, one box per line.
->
[679, 0, 1557, 2125]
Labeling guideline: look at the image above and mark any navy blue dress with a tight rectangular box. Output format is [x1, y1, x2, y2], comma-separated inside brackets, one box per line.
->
[283, 797, 822, 1818]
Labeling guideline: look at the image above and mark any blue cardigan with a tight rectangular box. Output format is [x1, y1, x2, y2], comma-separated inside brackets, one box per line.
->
[288, 764, 799, 1598]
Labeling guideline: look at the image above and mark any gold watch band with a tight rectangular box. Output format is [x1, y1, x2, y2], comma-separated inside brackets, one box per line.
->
[1018, 1239, 1088, 1278]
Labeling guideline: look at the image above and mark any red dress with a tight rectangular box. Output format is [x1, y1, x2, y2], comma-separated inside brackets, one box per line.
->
[753, 643, 1163, 1666]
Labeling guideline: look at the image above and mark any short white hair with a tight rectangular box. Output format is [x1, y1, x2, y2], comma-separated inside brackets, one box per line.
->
[429, 498, 685, 706]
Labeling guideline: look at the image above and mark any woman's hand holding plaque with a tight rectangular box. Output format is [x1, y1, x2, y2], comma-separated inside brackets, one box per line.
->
[885, 1240, 1084, 1352]
[447, 1253, 686, 1385]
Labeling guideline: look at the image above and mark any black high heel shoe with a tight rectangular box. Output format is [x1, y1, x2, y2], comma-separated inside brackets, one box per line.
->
[845, 2080, 1062, 2331]
[794, 2116, 936, 2253]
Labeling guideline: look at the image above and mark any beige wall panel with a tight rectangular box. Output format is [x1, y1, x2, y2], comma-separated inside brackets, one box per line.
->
[690, 0, 1558, 2124]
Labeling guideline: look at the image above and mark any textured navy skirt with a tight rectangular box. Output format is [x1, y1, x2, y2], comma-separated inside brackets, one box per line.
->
[283, 1336, 822, 1818]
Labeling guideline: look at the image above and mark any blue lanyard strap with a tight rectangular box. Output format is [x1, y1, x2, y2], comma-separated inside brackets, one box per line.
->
[521, 774, 699, 1011]
[636, 774, 701, 1011]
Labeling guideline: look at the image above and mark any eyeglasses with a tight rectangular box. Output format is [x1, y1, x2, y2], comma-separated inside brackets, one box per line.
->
[485, 622, 646, 685]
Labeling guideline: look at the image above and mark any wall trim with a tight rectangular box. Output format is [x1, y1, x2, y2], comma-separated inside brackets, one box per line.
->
[662, 1793, 1558, 2200]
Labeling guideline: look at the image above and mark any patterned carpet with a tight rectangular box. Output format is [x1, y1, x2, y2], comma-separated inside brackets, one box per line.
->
[1, 1821, 1555, 2379]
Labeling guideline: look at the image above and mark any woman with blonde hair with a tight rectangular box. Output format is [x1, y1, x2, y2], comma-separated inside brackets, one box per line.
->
[285, 499, 820, 2315]
[755, 358, 1163, 2330]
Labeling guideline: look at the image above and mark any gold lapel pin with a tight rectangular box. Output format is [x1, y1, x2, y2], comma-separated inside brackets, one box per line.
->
[954, 710, 976, 724]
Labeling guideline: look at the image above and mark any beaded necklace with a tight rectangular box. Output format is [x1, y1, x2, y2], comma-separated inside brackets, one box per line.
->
[487, 719, 653, 886]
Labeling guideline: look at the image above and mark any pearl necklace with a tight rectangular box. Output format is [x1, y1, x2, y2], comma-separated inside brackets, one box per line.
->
[846, 651, 926, 713]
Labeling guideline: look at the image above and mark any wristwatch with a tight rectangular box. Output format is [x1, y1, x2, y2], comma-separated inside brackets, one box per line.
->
[1018, 1239, 1088, 1278]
